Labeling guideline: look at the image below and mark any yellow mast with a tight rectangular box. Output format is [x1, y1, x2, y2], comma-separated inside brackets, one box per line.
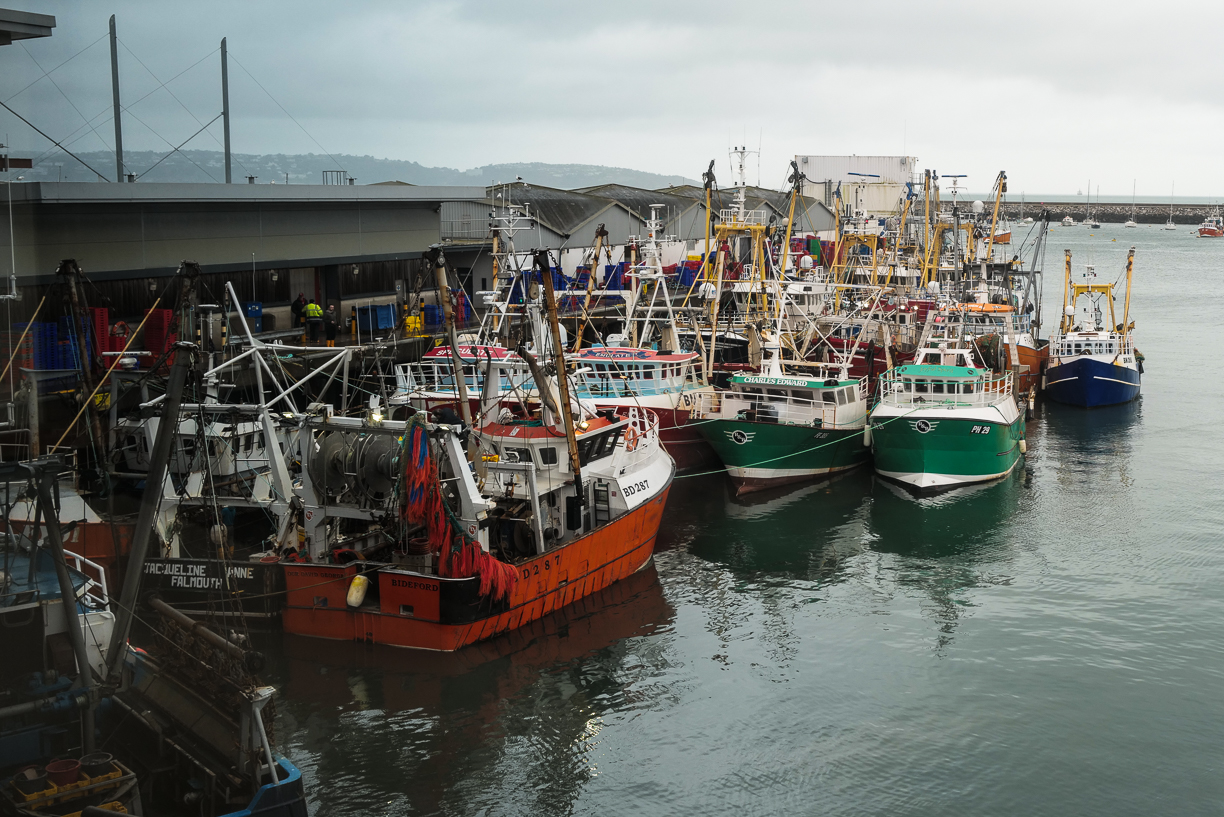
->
[923, 170, 932, 261]
[983, 170, 1006, 263]
[538, 251, 585, 494]
[1061, 249, 1072, 333]
[707, 246, 726, 378]
[1121, 246, 1135, 339]
[881, 193, 912, 290]
[571, 226, 606, 352]
[777, 162, 802, 308]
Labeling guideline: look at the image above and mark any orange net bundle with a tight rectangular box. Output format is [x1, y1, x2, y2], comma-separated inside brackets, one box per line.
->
[400, 420, 516, 601]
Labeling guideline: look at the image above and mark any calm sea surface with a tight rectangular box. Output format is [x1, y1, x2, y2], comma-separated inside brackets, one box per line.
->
[258, 224, 1224, 816]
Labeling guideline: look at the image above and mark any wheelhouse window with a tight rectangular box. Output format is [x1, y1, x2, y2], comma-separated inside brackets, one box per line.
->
[577, 429, 623, 465]
[504, 447, 533, 464]
[539, 447, 558, 465]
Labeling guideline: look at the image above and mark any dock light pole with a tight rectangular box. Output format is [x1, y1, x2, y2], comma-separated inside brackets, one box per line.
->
[109, 16, 124, 182]
[221, 37, 231, 184]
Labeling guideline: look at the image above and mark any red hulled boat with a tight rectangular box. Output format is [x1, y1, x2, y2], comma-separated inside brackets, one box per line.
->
[283, 406, 674, 651]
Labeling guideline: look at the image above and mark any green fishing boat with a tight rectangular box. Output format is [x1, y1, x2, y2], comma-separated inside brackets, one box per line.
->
[869, 336, 1025, 490]
[694, 363, 870, 494]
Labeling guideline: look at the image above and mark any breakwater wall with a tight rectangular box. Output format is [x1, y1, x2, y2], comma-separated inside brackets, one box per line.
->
[944, 202, 1214, 225]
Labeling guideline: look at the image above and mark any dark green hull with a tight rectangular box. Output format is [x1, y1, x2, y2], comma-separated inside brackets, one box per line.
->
[870, 411, 1025, 490]
[697, 419, 870, 494]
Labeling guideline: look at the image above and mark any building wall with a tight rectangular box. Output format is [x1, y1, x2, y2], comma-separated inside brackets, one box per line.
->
[795, 155, 918, 186]
[9, 200, 440, 283]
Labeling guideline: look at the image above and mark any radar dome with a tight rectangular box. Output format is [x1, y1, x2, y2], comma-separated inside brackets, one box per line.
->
[972, 200, 985, 214]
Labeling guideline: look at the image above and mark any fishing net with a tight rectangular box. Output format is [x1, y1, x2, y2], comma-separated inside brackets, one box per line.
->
[399, 418, 516, 601]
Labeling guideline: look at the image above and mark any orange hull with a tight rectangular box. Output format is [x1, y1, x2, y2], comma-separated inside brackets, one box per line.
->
[283, 480, 672, 651]
[9, 520, 133, 589]
[1004, 342, 1048, 394]
[992, 231, 1012, 244]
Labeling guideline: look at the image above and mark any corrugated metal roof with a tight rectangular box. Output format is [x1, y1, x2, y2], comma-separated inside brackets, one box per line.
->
[574, 184, 702, 220]
[487, 182, 643, 236]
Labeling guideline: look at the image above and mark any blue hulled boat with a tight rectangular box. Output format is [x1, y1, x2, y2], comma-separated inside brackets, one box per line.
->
[1044, 249, 1142, 408]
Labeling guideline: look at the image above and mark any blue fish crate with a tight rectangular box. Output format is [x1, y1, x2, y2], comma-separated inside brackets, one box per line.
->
[357, 304, 396, 332]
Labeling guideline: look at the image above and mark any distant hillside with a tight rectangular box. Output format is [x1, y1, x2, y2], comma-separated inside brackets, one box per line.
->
[19, 149, 699, 190]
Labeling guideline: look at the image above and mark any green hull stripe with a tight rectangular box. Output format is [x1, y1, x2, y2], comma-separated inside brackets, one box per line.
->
[697, 419, 869, 478]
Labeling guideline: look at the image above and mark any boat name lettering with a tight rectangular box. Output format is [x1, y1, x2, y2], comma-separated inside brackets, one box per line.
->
[171, 576, 223, 589]
[970, 425, 992, 434]
[623, 479, 650, 497]
[582, 350, 649, 359]
[741, 377, 809, 387]
[145, 562, 207, 577]
[522, 554, 561, 580]
[391, 578, 439, 592]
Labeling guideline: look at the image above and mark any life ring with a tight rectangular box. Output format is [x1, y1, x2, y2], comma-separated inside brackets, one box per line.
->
[624, 425, 640, 452]
[110, 321, 130, 337]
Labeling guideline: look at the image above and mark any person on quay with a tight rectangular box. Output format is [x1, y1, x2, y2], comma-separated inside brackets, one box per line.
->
[305, 298, 324, 344]
[323, 304, 339, 347]
[291, 292, 306, 327]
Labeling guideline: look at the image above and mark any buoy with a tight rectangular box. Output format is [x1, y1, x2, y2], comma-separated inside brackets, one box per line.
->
[347, 574, 370, 608]
[1019, 439, 1027, 455]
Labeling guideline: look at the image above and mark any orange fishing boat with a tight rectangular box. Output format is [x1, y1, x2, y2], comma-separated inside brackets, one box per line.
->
[283, 405, 674, 652]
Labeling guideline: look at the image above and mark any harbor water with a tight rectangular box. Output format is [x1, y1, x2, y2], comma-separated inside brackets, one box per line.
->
[260, 225, 1222, 816]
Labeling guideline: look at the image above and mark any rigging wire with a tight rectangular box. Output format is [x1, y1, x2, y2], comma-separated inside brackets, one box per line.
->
[19, 42, 114, 154]
[0, 99, 109, 180]
[27, 105, 113, 168]
[118, 105, 219, 182]
[2, 32, 108, 104]
[136, 112, 223, 180]
[117, 39, 252, 178]
[31, 45, 221, 172]
[227, 51, 346, 173]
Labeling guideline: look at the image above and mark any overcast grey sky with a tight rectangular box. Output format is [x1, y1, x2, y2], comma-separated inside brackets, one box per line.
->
[3, 1, 1220, 196]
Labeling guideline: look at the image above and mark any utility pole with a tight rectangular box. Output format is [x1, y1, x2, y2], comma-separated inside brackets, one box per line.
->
[108, 16, 124, 183]
[221, 37, 231, 184]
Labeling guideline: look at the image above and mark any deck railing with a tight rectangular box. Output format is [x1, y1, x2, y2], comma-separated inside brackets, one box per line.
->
[877, 370, 1013, 406]
[696, 379, 867, 429]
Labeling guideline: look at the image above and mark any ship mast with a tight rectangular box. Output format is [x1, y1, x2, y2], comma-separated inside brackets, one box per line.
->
[536, 250, 585, 503]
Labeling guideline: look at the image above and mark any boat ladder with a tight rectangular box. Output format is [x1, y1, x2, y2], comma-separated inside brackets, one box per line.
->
[592, 481, 612, 525]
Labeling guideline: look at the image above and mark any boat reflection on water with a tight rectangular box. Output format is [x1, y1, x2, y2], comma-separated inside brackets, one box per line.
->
[867, 469, 1026, 649]
[270, 564, 673, 815]
[1039, 398, 1142, 486]
[660, 470, 871, 580]
[868, 467, 1025, 560]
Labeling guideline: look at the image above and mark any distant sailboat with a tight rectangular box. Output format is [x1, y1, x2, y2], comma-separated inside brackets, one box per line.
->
[1085, 181, 1101, 229]
[1124, 180, 1139, 228]
[1164, 182, 1177, 230]
[1019, 194, 1034, 224]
